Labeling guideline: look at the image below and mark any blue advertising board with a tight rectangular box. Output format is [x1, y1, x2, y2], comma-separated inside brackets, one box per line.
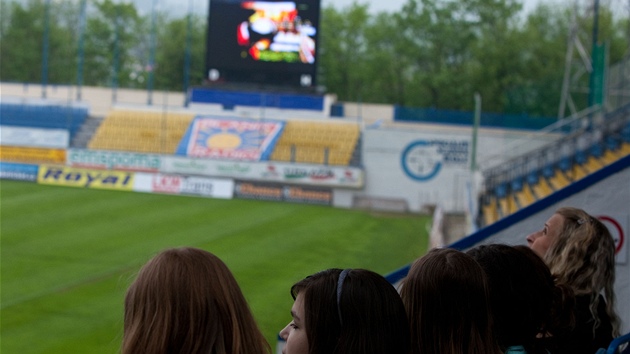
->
[0, 162, 39, 182]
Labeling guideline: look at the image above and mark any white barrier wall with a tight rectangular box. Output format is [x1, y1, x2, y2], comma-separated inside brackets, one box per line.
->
[475, 165, 630, 334]
[351, 125, 555, 212]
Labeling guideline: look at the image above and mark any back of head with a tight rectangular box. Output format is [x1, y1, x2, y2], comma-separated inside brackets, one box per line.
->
[123, 247, 270, 354]
[467, 244, 557, 353]
[291, 268, 410, 354]
[547, 207, 620, 336]
[400, 248, 500, 354]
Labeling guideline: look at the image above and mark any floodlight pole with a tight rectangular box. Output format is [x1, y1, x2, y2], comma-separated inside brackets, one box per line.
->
[471, 93, 481, 172]
[183, 0, 193, 107]
[147, 0, 158, 105]
[41, 0, 51, 99]
[76, 0, 87, 101]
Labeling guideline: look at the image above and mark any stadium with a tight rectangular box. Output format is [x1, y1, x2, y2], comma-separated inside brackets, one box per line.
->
[1, 0, 629, 353]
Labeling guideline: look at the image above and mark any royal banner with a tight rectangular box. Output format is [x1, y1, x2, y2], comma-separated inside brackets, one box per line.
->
[176, 117, 284, 161]
[0, 146, 66, 164]
[38, 165, 134, 191]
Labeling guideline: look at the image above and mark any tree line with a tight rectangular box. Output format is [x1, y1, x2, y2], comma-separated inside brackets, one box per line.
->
[1, 0, 628, 117]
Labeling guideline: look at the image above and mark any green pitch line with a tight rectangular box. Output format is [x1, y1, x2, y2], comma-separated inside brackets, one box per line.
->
[0, 180, 430, 353]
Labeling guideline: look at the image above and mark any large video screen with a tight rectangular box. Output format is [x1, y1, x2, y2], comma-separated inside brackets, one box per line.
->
[206, 0, 321, 88]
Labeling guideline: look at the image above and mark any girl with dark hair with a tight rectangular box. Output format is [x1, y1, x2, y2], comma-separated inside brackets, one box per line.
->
[400, 248, 502, 354]
[467, 244, 574, 354]
[527, 207, 621, 354]
[279, 268, 410, 354]
[122, 247, 271, 354]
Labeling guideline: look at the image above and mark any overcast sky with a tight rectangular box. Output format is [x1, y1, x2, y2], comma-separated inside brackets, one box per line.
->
[144, 0, 627, 20]
[153, 0, 550, 17]
[320, 0, 545, 14]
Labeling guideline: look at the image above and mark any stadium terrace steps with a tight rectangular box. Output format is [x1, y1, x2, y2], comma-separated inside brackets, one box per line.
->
[88, 110, 195, 154]
[270, 120, 360, 166]
[480, 138, 630, 227]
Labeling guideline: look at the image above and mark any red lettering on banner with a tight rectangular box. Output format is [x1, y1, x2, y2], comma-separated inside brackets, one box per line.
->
[152, 175, 182, 194]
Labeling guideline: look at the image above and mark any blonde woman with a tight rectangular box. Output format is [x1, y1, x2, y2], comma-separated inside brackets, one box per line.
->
[527, 207, 621, 353]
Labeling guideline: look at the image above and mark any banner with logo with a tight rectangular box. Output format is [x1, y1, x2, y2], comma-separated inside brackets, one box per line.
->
[133, 172, 234, 199]
[176, 117, 284, 161]
[0, 162, 39, 182]
[162, 156, 363, 188]
[0, 146, 66, 164]
[37, 165, 134, 191]
[67, 149, 161, 172]
[0, 126, 69, 148]
[234, 181, 332, 205]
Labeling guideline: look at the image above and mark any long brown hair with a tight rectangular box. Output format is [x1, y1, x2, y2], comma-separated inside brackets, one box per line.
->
[545, 207, 620, 337]
[122, 247, 270, 354]
[400, 248, 501, 354]
[467, 244, 574, 354]
[290, 268, 410, 354]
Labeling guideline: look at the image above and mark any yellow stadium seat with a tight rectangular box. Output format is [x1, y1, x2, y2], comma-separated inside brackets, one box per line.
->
[531, 179, 553, 200]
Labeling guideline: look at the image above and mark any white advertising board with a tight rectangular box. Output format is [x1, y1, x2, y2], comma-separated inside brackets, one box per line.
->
[161, 156, 364, 188]
[133, 172, 234, 199]
[68, 149, 161, 172]
[0, 126, 69, 148]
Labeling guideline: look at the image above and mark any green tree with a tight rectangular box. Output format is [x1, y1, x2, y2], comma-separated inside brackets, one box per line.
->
[318, 3, 370, 102]
[154, 14, 206, 92]
[0, 0, 76, 84]
[83, 0, 141, 87]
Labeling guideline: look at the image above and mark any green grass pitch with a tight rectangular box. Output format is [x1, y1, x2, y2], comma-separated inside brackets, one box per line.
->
[1, 180, 430, 353]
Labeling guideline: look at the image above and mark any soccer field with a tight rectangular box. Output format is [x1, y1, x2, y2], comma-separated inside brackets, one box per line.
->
[0, 180, 430, 353]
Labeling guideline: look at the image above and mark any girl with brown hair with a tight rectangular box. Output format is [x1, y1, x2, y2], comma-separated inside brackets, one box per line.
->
[122, 247, 270, 354]
[527, 207, 621, 353]
[399, 248, 502, 354]
[279, 268, 410, 354]
[467, 244, 574, 354]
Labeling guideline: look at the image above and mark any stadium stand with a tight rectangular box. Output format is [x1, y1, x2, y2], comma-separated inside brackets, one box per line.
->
[88, 110, 195, 154]
[478, 103, 630, 227]
[270, 120, 360, 166]
[0, 103, 88, 139]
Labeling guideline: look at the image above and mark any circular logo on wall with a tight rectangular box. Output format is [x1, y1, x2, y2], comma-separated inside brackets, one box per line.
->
[401, 141, 442, 181]
[598, 216, 625, 254]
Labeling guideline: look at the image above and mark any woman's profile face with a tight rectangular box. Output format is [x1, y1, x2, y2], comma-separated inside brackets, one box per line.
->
[527, 213, 565, 257]
[280, 293, 309, 354]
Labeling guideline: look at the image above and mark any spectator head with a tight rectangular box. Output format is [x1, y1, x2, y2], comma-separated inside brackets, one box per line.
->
[280, 268, 410, 354]
[400, 248, 501, 354]
[123, 247, 270, 354]
[467, 244, 572, 354]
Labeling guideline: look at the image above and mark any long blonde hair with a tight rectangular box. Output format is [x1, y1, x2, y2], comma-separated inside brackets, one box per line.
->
[544, 207, 620, 337]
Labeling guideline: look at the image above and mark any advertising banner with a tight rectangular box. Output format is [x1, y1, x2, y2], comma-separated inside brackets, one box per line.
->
[0, 162, 38, 182]
[234, 181, 331, 205]
[0, 146, 66, 164]
[0, 126, 69, 148]
[133, 173, 234, 199]
[37, 165, 134, 191]
[67, 149, 161, 172]
[176, 117, 284, 161]
[162, 156, 363, 188]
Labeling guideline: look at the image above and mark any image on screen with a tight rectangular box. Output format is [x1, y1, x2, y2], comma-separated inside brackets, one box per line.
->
[206, 0, 321, 88]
